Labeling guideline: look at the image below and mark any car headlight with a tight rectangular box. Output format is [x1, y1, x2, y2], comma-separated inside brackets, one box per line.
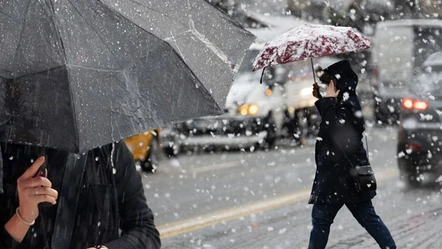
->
[238, 104, 259, 116]
[238, 105, 249, 116]
[248, 104, 259, 115]
[300, 87, 312, 96]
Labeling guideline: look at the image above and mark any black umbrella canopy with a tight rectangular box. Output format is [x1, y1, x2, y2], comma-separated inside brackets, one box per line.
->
[0, 0, 255, 153]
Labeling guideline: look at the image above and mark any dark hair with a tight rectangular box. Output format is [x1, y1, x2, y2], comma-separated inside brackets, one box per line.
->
[315, 66, 336, 85]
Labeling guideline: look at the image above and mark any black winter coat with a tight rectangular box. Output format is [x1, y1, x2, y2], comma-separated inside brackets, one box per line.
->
[308, 60, 376, 204]
[0, 141, 161, 249]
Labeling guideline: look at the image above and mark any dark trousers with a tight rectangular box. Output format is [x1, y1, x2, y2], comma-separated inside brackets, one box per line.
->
[308, 200, 396, 249]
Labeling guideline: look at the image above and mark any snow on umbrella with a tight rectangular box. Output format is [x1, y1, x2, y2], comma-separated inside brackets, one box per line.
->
[0, 0, 255, 153]
[252, 24, 371, 82]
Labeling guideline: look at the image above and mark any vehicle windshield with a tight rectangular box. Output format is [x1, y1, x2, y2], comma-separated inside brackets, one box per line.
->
[411, 71, 442, 96]
[413, 26, 442, 69]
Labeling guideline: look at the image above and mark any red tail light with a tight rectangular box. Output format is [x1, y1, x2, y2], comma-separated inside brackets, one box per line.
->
[402, 98, 429, 111]
[405, 143, 422, 151]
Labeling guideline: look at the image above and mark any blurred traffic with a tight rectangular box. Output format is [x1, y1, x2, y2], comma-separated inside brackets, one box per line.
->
[133, 1, 442, 248]
[128, 14, 442, 193]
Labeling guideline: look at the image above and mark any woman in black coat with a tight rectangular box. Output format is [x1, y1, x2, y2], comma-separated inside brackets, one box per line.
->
[308, 60, 395, 249]
[0, 141, 161, 249]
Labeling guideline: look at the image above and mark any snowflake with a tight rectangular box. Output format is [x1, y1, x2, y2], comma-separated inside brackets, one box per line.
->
[342, 92, 350, 101]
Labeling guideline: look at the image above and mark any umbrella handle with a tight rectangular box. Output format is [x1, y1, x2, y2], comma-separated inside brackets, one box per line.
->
[310, 58, 316, 84]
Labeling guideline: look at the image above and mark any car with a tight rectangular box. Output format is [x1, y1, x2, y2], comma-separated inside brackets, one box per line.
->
[178, 60, 304, 152]
[124, 129, 161, 173]
[178, 114, 269, 152]
[397, 52, 442, 187]
[371, 19, 442, 125]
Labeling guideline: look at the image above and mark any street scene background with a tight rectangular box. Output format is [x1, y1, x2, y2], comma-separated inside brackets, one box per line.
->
[124, 0, 442, 248]
[148, 126, 441, 248]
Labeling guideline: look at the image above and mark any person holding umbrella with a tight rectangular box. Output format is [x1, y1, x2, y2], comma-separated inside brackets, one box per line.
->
[0, 142, 161, 249]
[251, 22, 394, 248]
[308, 60, 396, 249]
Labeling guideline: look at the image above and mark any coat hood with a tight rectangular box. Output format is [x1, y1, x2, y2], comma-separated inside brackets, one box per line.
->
[323, 60, 358, 102]
[324, 60, 365, 134]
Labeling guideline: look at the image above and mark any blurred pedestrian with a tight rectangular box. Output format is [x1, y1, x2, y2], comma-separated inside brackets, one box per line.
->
[0, 141, 161, 249]
[308, 60, 396, 249]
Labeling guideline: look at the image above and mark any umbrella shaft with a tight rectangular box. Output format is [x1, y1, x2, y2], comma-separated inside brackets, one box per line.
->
[310, 58, 316, 84]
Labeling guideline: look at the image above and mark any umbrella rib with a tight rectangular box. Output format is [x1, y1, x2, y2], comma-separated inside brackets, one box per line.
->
[0, 9, 22, 24]
[44, 0, 79, 148]
[6, 65, 65, 80]
[67, 64, 121, 73]
[44, 0, 68, 65]
[10, 0, 33, 78]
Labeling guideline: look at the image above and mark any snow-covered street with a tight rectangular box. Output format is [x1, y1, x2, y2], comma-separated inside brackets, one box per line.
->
[143, 125, 442, 248]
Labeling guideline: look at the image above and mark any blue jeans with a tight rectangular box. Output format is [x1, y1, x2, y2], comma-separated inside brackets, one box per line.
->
[308, 200, 396, 249]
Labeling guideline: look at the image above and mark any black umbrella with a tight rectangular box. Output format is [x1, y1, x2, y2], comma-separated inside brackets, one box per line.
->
[0, 0, 255, 153]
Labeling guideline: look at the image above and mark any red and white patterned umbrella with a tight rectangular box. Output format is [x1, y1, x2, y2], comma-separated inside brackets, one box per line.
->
[252, 24, 371, 71]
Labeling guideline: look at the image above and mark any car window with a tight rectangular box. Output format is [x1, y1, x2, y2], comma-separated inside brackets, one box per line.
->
[412, 72, 442, 96]
[413, 27, 442, 69]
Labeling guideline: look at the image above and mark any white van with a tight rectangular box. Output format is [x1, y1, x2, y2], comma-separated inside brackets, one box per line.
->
[371, 19, 442, 124]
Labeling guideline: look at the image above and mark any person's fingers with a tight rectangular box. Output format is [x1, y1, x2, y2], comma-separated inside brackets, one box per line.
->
[313, 83, 319, 89]
[19, 157, 45, 180]
[313, 83, 320, 90]
[27, 187, 58, 199]
[34, 194, 57, 205]
[335, 90, 341, 96]
[21, 177, 52, 188]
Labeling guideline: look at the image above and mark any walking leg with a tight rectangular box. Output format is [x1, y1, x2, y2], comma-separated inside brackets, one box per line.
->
[346, 201, 396, 249]
[308, 203, 342, 249]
